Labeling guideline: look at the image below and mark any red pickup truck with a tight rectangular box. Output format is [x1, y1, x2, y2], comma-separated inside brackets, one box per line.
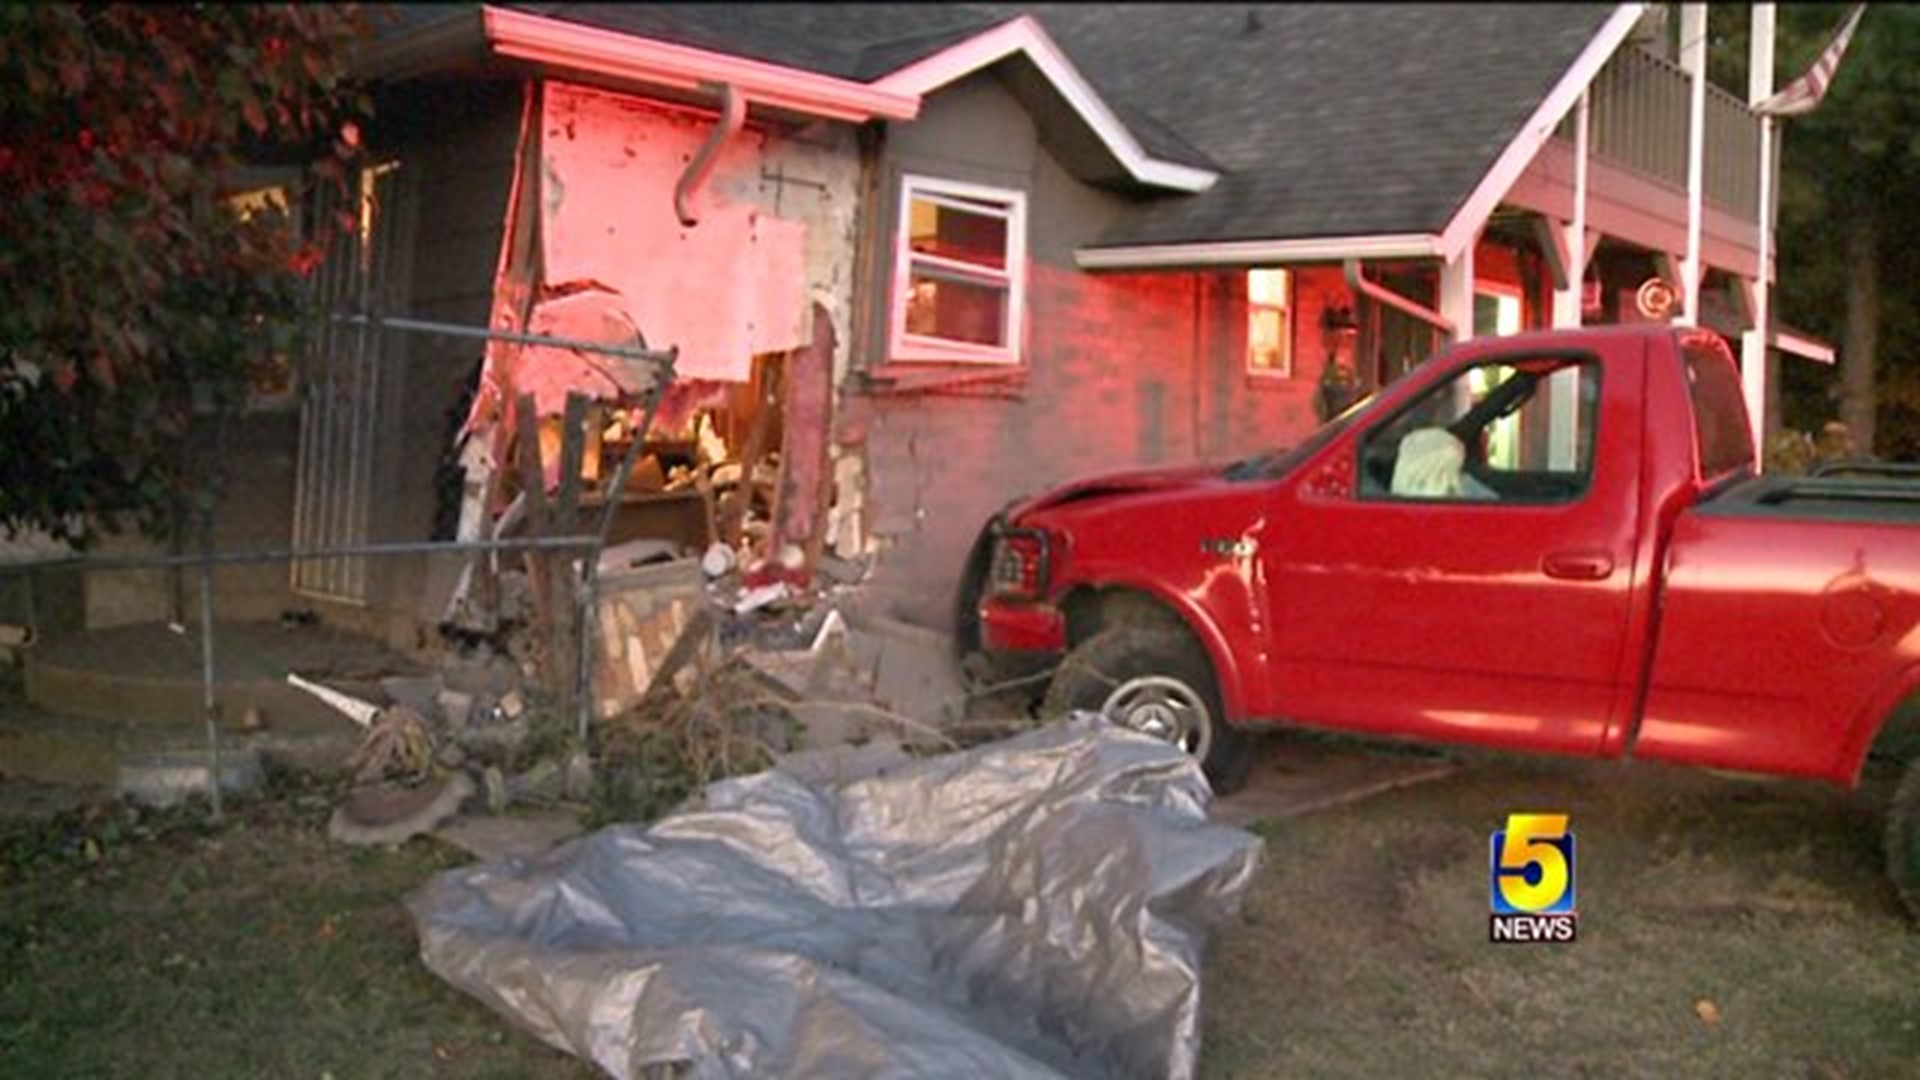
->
[964, 325, 1920, 913]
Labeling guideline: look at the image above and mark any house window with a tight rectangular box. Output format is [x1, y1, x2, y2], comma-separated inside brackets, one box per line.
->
[1247, 268, 1292, 377]
[1473, 283, 1524, 337]
[891, 175, 1026, 364]
[224, 179, 304, 410]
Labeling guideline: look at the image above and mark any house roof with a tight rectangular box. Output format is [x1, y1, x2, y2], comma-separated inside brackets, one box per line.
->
[363, 3, 1638, 254]
[365, 4, 1011, 87]
[502, 3, 1007, 83]
[985, 3, 1624, 252]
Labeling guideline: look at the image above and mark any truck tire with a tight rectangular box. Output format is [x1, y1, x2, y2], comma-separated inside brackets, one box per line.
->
[1043, 626, 1254, 794]
[1886, 754, 1920, 924]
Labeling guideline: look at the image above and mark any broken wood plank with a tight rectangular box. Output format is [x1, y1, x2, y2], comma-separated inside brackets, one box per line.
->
[513, 392, 560, 694]
[554, 392, 588, 535]
[548, 392, 590, 715]
[513, 393, 552, 536]
[768, 301, 836, 579]
[718, 355, 783, 551]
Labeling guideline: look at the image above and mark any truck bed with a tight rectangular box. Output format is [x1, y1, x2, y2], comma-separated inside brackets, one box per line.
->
[1634, 467, 1920, 784]
[1693, 464, 1920, 525]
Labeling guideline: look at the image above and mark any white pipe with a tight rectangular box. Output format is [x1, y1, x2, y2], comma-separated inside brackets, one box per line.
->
[1552, 91, 1592, 330]
[1344, 259, 1456, 336]
[1679, 3, 1708, 328]
[1743, 3, 1778, 462]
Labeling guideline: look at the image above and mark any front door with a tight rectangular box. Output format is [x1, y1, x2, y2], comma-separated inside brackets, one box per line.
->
[1265, 348, 1638, 755]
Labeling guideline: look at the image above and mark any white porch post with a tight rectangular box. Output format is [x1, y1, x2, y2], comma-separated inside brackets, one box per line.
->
[1742, 3, 1777, 462]
[1440, 243, 1476, 343]
[1550, 91, 1592, 330]
[1679, 3, 1708, 328]
[1544, 92, 1592, 470]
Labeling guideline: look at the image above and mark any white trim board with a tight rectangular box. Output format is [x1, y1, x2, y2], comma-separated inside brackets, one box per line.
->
[1439, 3, 1652, 264]
[888, 173, 1029, 366]
[481, 6, 921, 124]
[1077, 233, 1445, 270]
[1772, 327, 1835, 366]
[874, 15, 1218, 194]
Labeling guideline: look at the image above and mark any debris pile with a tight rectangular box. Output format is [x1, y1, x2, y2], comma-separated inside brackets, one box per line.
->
[299, 531, 1001, 845]
[295, 295, 1016, 841]
[290, 654, 579, 845]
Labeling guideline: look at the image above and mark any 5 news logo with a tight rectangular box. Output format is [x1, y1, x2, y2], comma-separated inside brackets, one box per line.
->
[1489, 813, 1576, 943]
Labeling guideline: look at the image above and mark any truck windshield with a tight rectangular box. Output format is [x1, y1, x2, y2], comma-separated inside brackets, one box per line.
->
[1224, 391, 1381, 482]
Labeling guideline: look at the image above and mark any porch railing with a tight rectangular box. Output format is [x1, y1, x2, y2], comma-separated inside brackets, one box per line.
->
[1553, 45, 1761, 221]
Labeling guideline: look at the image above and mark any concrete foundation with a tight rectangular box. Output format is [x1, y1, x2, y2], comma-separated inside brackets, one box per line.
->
[5, 620, 423, 786]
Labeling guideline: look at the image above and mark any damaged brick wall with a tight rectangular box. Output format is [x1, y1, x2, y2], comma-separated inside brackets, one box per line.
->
[426, 79, 869, 636]
[261, 78, 862, 648]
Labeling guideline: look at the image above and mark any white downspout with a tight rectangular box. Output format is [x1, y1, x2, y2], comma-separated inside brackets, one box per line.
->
[674, 82, 746, 227]
[1547, 91, 1591, 470]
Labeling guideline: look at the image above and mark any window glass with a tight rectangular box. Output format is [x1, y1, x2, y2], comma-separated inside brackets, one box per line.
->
[224, 178, 308, 409]
[1473, 287, 1522, 337]
[908, 195, 1008, 270]
[905, 269, 1007, 346]
[892, 176, 1024, 363]
[1358, 355, 1600, 504]
[1247, 268, 1291, 376]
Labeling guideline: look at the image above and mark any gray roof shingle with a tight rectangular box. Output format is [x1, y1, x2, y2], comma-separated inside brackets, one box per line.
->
[371, 3, 1623, 248]
[504, 4, 1010, 82]
[983, 3, 1619, 247]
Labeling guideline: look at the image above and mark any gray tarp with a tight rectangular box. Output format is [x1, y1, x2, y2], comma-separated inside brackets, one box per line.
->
[407, 715, 1265, 1078]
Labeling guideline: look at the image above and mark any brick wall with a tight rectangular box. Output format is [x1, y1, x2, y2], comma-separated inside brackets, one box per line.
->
[850, 208, 1335, 630]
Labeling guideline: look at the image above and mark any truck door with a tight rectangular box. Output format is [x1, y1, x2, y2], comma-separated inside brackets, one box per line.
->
[1266, 346, 1641, 755]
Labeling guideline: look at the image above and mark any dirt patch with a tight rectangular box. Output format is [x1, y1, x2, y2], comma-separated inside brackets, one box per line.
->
[1201, 750, 1920, 1078]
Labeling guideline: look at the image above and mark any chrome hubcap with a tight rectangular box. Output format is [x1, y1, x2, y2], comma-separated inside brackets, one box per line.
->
[1099, 675, 1213, 761]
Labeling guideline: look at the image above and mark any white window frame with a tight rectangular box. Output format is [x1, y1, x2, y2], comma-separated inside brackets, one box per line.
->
[889, 173, 1027, 365]
[1246, 267, 1293, 378]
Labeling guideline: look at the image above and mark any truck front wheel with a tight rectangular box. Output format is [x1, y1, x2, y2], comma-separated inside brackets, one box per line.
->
[1043, 627, 1254, 794]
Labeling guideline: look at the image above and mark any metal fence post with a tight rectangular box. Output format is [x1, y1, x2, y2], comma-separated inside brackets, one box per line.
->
[198, 539, 224, 825]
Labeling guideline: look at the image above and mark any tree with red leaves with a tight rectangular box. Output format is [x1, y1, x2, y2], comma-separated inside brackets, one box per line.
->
[0, 4, 371, 545]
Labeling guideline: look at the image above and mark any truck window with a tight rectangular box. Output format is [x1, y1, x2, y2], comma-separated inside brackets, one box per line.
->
[1681, 339, 1755, 481]
[1358, 356, 1600, 504]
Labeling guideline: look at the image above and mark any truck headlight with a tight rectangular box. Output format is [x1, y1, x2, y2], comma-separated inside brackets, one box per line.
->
[988, 528, 1049, 600]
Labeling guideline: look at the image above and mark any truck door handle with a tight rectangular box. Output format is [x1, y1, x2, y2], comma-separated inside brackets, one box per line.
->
[1542, 551, 1613, 581]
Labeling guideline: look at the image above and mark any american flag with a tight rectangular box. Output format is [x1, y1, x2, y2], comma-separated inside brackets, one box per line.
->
[1755, 4, 1867, 118]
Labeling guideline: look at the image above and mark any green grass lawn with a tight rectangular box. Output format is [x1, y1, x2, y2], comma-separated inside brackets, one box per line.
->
[0, 784, 596, 1080]
[4, 742, 1918, 1078]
